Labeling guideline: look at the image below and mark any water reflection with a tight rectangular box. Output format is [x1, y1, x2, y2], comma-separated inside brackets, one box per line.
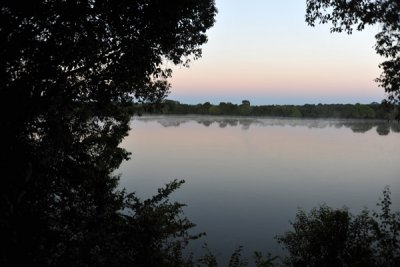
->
[120, 115, 400, 263]
[139, 115, 399, 136]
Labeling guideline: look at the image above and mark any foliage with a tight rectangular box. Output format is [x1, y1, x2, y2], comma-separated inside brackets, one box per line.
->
[1, 1, 399, 266]
[277, 186, 400, 267]
[93, 185, 398, 267]
[0, 0, 216, 265]
[239, 100, 251, 115]
[227, 246, 248, 267]
[142, 99, 399, 120]
[196, 245, 280, 267]
[197, 244, 220, 267]
[305, 0, 400, 105]
[119, 179, 204, 267]
[253, 252, 281, 267]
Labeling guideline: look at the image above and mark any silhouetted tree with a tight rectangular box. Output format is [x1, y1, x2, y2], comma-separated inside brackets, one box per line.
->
[305, 0, 400, 104]
[277, 186, 400, 267]
[154, 100, 396, 119]
[0, 0, 216, 265]
[119, 179, 204, 267]
[239, 100, 251, 115]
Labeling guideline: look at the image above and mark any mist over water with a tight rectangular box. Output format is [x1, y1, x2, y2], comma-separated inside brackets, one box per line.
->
[118, 116, 400, 261]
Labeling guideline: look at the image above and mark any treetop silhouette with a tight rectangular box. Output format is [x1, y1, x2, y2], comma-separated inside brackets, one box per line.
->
[306, 0, 400, 104]
[0, 1, 216, 265]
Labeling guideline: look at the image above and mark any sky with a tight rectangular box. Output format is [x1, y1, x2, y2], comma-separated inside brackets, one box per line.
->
[168, 0, 385, 105]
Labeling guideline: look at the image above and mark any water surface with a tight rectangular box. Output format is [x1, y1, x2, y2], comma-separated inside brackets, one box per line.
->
[118, 116, 400, 260]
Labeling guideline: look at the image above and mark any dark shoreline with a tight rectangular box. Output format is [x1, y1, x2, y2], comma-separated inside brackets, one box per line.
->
[134, 100, 400, 120]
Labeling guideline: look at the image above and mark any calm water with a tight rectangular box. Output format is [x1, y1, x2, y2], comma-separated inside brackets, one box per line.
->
[118, 115, 400, 260]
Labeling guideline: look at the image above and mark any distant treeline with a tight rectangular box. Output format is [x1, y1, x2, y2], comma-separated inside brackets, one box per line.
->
[136, 99, 399, 120]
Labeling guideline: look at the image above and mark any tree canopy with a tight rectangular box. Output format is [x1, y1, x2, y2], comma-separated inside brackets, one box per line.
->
[305, 0, 400, 104]
[2, 1, 399, 265]
[0, 0, 216, 265]
[141, 99, 397, 121]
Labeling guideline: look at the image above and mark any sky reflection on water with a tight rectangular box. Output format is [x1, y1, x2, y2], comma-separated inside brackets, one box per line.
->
[118, 116, 400, 261]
